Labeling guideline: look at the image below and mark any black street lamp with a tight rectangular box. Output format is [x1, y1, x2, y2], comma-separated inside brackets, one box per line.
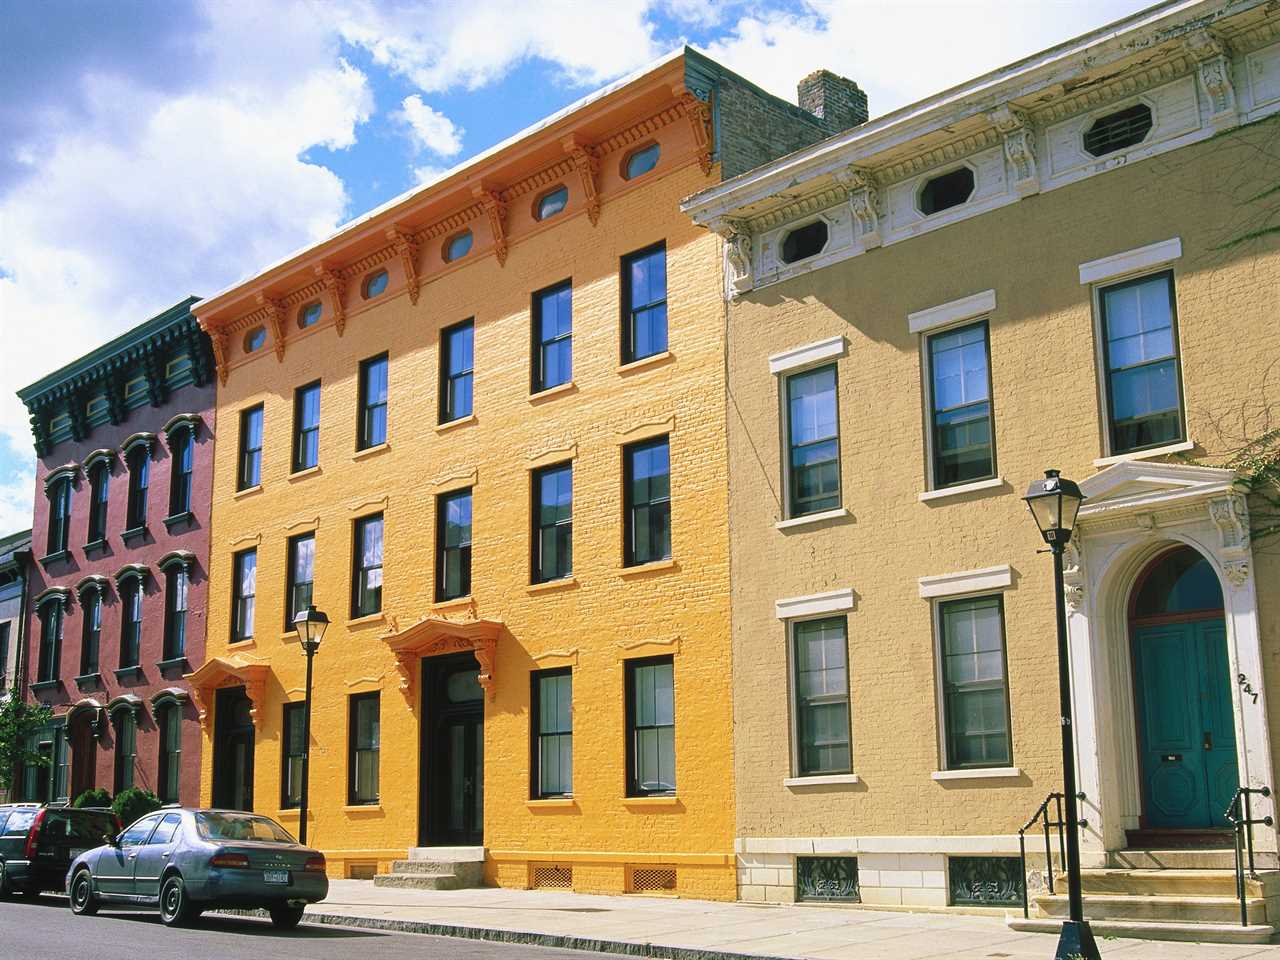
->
[292, 604, 329, 846]
[1023, 469, 1100, 960]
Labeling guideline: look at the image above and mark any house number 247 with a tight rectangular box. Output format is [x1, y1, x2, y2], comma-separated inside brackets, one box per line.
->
[1239, 673, 1260, 705]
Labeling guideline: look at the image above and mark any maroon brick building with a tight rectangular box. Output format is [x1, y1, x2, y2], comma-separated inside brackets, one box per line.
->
[16, 298, 214, 804]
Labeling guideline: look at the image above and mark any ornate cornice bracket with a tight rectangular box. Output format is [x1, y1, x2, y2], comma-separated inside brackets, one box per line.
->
[256, 293, 287, 362]
[473, 185, 509, 266]
[316, 265, 347, 336]
[678, 91, 713, 176]
[1209, 492, 1251, 587]
[209, 331, 229, 386]
[563, 136, 601, 226]
[387, 226, 421, 305]
[987, 105, 1039, 197]
[1184, 30, 1237, 127]
[1062, 541, 1085, 610]
[707, 216, 753, 296]
[833, 166, 882, 249]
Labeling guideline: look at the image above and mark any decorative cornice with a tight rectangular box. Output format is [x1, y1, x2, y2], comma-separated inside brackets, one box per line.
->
[42, 463, 79, 493]
[753, 185, 848, 232]
[877, 127, 1002, 184]
[161, 412, 202, 440]
[157, 550, 196, 573]
[564, 136, 601, 226]
[150, 687, 190, 709]
[1029, 53, 1192, 126]
[33, 585, 73, 609]
[82, 448, 116, 473]
[678, 91, 713, 176]
[120, 431, 157, 459]
[113, 563, 150, 587]
[474, 186, 509, 267]
[387, 226, 421, 306]
[74, 574, 111, 597]
[256, 292, 287, 362]
[107, 693, 145, 718]
[431, 466, 477, 492]
[316, 266, 347, 337]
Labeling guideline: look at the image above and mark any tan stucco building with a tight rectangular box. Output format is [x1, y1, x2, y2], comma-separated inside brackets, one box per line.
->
[684, 0, 1280, 933]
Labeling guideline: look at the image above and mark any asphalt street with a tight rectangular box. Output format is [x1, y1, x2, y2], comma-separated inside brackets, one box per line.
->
[0, 896, 621, 960]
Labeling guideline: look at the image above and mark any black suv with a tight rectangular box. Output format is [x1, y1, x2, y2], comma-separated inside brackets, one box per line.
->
[0, 804, 120, 897]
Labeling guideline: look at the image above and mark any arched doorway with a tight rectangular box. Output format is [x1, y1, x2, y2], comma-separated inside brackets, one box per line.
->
[1130, 545, 1238, 834]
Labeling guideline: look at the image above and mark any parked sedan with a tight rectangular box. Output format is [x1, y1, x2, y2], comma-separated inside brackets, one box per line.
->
[66, 808, 328, 929]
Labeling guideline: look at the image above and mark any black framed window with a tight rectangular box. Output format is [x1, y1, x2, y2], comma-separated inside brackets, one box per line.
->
[623, 437, 670, 567]
[532, 669, 572, 798]
[928, 321, 996, 488]
[358, 353, 389, 450]
[626, 656, 675, 796]
[238, 405, 264, 490]
[436, 489, 472, 601]
[1099, 271, 1184, 454]
[532, 462, 572, 583]
[785, 364, 841, 516]
[120, 577, 142, 668]
[47, 476, 72, 555]
[351, 514, 383, 618]
[281, 702, 305, 809]
[232, 548, 257, 641]
[169, 427, 194, 516]
[0, 622, 9, 690]
[80, 589, 100, 676]
[163, 565, 188, 661]
[36, 601, 63, 683]
[87, 461, 109, 543]
[622, 242, 667, 363]
[125, 446, 149, 530]
[440, 320, 474, 423]
[113, 711, 136, 793]
[939, 595, 1012, 769]
[157, 703, 181, 803]
[348, 693, 380, 805]
[286, 532, 316, 629]
[532, 281, 572, 393]
[792, 617, 851, 775]
[292, 381, 321, 472]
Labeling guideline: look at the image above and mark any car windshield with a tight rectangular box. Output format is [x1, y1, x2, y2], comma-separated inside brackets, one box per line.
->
[42, 810, 117, 844]
[196, 812, 295, 844]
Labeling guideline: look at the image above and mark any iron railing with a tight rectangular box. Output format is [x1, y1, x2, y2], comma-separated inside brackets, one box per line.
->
[1017, 792, 1067, 918]
[1225, 785, 1272, 927]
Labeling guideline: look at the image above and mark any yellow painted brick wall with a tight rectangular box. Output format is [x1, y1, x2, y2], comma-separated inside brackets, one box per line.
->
[201, 159, 737, 898]
[724, 120, 1280, 841]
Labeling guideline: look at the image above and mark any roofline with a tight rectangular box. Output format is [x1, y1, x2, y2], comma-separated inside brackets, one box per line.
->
[682, 0, 1262, 220]
[194, 46, 696, 317]
[16, 296, 202, 403]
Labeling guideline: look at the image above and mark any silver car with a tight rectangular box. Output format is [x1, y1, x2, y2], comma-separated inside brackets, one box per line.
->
[65, 808, 328, 929]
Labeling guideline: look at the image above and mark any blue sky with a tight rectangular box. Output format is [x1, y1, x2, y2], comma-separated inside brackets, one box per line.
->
[0, 0, 1155, 530]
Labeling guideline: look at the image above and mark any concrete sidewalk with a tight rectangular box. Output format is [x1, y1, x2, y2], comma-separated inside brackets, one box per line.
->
[272, 880, 1280, 960]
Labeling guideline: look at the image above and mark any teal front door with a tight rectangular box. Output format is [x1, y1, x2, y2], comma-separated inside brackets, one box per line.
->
[1133, 618, 1237, 828]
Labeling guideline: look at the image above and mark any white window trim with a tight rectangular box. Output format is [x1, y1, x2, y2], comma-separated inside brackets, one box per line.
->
[777, 359, 843, 522]
[784, 773, 861, 788]
[931, 592, 1014, 774]
[918, 476, 1005, 503]
[907, 289, 995, 335]
[918, 565, 1012, 599]
[1078, 237, 1181, 285]
[768, 335, 846, 375]
[917, 311, 998, 495]
[775, 507, 850, 530]
[931, 766, 1022, 781]
[1092, 438, 1195, 468]
[775, 588, 854, 620]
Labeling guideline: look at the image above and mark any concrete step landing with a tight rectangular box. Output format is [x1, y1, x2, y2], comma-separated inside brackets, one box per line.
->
[373, 846, 486, 891]
[1008, 916, 1276, 945]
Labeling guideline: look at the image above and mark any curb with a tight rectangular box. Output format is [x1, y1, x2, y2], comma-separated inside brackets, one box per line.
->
[212, 908, 793, 960]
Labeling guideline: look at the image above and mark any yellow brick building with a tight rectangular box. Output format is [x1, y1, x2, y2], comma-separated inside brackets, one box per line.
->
[189, 49, 862, 897]
[683, 0, 1280, 927]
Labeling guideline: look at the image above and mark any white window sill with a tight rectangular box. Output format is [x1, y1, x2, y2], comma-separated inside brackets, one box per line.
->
[775, 507, 850, 530]
[783, 773, 861, 788]
[1093, 439, 1194, 467]
[919, 476, 1005, 503]
[436, 413, 476, 434]
[931, 766, 1022, 781]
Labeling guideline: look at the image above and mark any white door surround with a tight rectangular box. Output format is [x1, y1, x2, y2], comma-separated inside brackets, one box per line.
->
[1063, 461, 1274, 859]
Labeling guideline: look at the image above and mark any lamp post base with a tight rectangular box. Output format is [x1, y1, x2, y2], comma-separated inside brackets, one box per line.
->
[1054, 919, 1102, 960]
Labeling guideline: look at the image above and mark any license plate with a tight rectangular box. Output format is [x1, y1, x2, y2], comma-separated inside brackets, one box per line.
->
[264, 870, 290, 884]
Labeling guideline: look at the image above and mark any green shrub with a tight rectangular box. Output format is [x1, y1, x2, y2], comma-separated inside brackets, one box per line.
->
[73, 788, 112, 809]
[111, 787, 161, 828]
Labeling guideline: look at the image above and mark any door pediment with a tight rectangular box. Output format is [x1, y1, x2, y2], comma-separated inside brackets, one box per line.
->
[1078, 461, 1238, 527]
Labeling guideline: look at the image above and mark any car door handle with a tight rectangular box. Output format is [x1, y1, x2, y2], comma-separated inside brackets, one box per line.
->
[128, 853, 137, 860]
[162, 853, 171, 859]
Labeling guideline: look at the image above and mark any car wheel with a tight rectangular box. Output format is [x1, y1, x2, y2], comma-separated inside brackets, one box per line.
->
[69, 870, 99, 916]
[269, 904, 305, 930]
[159, 874, 197, 927]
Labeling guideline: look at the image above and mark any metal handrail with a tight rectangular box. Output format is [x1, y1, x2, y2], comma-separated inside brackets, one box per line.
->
[1225, 785, 1272, 927]
[1018, 792, 1067, 918]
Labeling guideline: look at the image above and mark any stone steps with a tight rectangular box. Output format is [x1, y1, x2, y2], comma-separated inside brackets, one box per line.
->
[1035, 891, 1268, 925]
[1105, 848, 1244, 870]
[373, 847, 486, 891]
[1073, 867, 1269, 898]
[1008, 916, 1276, 945]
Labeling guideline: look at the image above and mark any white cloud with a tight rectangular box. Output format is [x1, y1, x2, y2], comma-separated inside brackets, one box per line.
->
[330, 0, 663, 93]
[397, 95, 464, 157]
[0, 437, 34, 534]
[412, 163, 453, 186]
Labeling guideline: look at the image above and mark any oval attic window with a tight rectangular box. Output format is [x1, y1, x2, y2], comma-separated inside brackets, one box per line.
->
[1083, 103, 1153, 157]
[243, 327, 266, 353]
[444, 230, 473, 263]
[536, 186, 569, 221]
[625, 143, 661, 180]
[363, 269, 389, 299]
[919, 167, 975, 216]
[298, 301, 322, 329]
[780, 220, 829, 264]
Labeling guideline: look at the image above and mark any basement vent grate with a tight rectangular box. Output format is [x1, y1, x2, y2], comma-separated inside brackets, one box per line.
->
[629, 866, 677, 893]
[531, 864, 573, 889]
[346, 861, 377, 880]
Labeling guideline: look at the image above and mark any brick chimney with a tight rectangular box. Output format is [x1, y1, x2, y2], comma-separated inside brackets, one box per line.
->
[797, 70, 868, 134]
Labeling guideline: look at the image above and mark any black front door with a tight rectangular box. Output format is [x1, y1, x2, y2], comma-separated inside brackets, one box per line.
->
[212, 686, 255, 810]
[421, 654, 484, 846]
